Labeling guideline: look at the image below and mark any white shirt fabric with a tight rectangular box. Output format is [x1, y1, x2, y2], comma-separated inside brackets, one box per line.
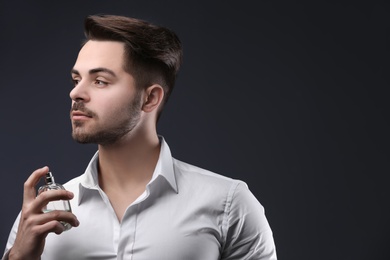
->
[3, 137, 277, 260]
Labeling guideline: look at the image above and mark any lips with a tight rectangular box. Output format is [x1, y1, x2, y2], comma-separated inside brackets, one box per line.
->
[71, 111, 92, 120]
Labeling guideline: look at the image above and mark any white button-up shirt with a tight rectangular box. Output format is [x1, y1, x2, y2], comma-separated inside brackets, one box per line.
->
[4, 137, 277, 259]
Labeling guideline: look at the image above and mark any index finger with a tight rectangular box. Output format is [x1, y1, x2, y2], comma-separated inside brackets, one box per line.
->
[23, 166, 50, 204]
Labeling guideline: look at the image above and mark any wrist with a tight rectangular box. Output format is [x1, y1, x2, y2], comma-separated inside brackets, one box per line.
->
[8, 248, 36, 260]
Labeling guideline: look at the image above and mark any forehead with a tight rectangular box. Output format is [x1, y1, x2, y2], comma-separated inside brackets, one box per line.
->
[73, 40, 126, 73]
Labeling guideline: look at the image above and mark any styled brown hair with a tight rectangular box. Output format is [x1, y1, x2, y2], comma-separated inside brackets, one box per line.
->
[83, 14, 183, 116]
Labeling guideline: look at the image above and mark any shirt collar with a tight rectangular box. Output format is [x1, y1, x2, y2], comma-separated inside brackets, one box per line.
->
[78, 136, 178, 205]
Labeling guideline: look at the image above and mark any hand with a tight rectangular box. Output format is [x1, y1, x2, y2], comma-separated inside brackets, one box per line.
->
[9, 166, 80, 260]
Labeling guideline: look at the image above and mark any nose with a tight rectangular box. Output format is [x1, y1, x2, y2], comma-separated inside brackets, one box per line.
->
[69, 80, 90, 102]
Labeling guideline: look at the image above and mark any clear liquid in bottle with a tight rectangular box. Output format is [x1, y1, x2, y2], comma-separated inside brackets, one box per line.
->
[38, 171, 72, 231]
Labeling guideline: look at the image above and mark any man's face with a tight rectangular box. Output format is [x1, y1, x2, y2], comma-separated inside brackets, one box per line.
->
[70, 40, 142, 145]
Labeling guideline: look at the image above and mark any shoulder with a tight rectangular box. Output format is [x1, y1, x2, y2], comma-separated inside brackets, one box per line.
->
[172, 158, 259, 206]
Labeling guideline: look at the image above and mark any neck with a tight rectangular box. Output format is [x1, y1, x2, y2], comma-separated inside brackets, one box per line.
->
[97, 129, 160, 190]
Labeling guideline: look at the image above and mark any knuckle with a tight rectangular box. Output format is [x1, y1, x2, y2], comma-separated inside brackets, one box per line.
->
[47, 220, 65, 235]
[21, 206, 33, 216]
[51, 210, 62, 219]
[37, 191, 49, 201]
[23, 180, 30, 189]
[24, 215, 34, 226]
[30, 225, 42, 236]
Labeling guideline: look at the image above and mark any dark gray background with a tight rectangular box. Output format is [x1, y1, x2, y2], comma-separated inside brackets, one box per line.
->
[1, 1, 389, 259]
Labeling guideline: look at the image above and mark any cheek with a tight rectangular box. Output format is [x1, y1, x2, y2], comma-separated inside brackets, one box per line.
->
[100, 101, 127, 120]
[91, 86, 141, 118]
[98, 95, 136, 118]
[96, 91, 130, 109]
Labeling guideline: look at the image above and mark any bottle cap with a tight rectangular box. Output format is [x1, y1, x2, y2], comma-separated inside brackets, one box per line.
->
[45, 172, 54, 184]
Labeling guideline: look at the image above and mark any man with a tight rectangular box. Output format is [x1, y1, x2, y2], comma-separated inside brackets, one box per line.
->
[3, 14, 277, 259]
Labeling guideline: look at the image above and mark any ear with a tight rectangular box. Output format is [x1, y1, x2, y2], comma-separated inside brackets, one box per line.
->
[142, 84, 164, 113]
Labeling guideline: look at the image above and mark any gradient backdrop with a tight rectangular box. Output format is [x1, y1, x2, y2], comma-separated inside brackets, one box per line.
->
[0, 1, 389, 259]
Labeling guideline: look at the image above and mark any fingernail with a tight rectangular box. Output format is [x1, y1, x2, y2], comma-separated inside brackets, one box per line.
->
[68, 191, 74, 198]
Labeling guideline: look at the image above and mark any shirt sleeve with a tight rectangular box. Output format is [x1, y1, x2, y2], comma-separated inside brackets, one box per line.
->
[221, 182, 277, 260]
[2, 212, 21, 260]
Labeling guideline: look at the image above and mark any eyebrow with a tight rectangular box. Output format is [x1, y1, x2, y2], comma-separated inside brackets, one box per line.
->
[71, 67, 117, 77]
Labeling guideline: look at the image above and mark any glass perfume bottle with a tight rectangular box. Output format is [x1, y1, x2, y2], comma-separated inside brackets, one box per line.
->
[38, 171, 72, 231]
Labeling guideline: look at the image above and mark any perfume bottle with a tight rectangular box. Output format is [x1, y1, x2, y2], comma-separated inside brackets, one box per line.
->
[38, 171, 72, 231]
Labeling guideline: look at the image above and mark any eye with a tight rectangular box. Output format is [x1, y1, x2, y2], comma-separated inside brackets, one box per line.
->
[94, 79, 108, 86]
[71, 78, 80, 87]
